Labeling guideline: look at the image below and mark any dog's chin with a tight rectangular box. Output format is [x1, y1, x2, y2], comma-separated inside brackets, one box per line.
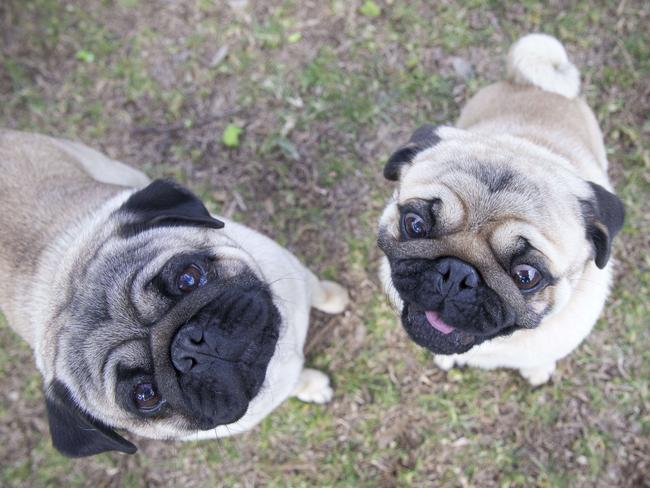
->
[180, 322, 280, 430]
[401, 304, 518, 355]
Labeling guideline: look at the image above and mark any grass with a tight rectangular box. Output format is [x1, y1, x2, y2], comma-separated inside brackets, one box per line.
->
[0, 0, 648, 486]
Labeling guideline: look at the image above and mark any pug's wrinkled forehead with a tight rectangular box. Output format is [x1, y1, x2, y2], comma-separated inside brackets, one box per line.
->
[380, 125, 615, 276]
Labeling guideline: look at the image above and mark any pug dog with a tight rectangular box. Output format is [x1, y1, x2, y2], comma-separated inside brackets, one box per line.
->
[0, 130, 349, 457]
[378, 34, 625, 386]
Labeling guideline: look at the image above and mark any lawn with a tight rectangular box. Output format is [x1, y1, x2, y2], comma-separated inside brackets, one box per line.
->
[0, 0, 648, 486]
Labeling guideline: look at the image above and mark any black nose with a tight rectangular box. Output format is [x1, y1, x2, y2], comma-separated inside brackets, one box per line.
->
[170, 289, 272, 374]
[433, 257, 480, 295]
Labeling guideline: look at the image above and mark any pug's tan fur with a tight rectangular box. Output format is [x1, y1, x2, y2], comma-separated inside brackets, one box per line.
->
[379, 34, 623, 385]
[0, 130, 348, 455]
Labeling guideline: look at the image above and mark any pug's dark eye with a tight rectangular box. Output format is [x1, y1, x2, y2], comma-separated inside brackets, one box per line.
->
[176, 264, 207, 293]
[402, 212, 429, 239]
[511, 264, 542, 290]
[132, 382, 162, 411]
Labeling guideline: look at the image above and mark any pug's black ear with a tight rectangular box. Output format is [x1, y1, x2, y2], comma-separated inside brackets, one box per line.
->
[581, 182, 625, 269]
[384, 124, 441, 181]
[45, 381, 137, 458]
[119, 179, 225, 237]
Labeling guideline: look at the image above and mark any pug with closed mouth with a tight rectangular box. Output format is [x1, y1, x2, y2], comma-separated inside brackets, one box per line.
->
[0, 130, 349, 457]
[378, 34, 625, 386]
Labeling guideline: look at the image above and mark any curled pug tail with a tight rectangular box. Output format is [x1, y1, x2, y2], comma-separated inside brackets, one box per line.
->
[506, 33, 580, 99]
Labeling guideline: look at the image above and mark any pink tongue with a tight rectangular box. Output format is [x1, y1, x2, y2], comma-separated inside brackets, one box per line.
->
[425, 311, 455, 335]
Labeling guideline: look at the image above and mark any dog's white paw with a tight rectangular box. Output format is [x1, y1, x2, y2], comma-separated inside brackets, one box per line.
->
[520, 362, 556, 386]
[434, 355, 456, 371]
[292, 368, 333, 404]
[314, 280, 349, 315]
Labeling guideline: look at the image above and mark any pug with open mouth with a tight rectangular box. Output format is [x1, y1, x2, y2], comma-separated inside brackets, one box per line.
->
[378, 34, 624, 386]
[0, 130, 349, 457]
